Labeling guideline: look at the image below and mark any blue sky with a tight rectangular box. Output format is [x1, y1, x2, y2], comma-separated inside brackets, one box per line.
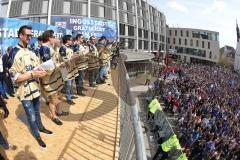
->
[148, 0, 239, 48]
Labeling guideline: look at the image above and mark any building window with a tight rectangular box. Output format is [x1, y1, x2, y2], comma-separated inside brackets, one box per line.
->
[144, 41, 148, 49]
[209, 51, 212, 59]
[21, 1, 30, 15]
[196, 40, 199, 47]
[181, 30, 183, 36]
[173, 38, 175, 44]
[175, 30, 177, 36]
[42, 1, 48, 14]
[185, 39, 187, 45]
[208, 42, 210, 49]
[202, 41, 204, 48]
[128, 26, 134, 36]
[82, 3, 87, 15]
[186, 30, 189, 37]
[112, 0, 116, 7]
[98, 6, 104, 18]
[120, 23, 125, 35]
[169, 30, 172, 36]
[144, 30, 148, 39]
[179, 38, 181, 45]
[138, 40, 142, 49]
[128, 39, 134, 49]
[138, 28, 142, 37]
[168, 38, 170, 44]
[63, 1, 71, 14]
[190, 39, 193, 46]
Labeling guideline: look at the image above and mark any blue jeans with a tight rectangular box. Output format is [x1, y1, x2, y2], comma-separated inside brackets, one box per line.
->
[0, 131, 9, 149]
[97, 66, 106, 83]
[65, 80, 73, 101]
[105, 61, 111, 76]
[75, 70, 85, 88]
[21, 97, 44, 138]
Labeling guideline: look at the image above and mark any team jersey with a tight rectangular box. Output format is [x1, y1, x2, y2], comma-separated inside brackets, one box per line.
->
[73, 43, 89, 70]
[59, 45, 78, 80]
[39, 44, 64, 96]
[88, 44, 99, 70]
[9, 44, 41, 101]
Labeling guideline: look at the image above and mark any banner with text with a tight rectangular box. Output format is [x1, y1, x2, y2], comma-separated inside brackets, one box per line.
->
[51, 16, 118, 40]
[0, 17, 72, 54]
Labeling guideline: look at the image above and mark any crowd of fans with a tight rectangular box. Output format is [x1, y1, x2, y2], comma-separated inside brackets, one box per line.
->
[156, 63, 240, 159]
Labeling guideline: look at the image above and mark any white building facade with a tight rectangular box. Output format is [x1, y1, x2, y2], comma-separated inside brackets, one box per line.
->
[0, 0, 167, 53]
[167, 27, 220, 63]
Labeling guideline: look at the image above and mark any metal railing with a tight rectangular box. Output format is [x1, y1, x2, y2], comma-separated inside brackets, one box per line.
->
[118, 54, 147, 160]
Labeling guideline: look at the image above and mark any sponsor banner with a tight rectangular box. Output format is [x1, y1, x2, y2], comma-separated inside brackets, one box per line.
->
[0, 17, 72, 54]
[51, 16, 118, 40]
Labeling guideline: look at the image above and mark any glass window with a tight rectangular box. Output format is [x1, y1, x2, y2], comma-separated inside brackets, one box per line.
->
[173, 38, 175, 44]
[138, 40, 142, 49]
[196, 40, 199, 47]
[82, 3, 87, 15]
[120, 23, 125, 35]
[42, 1, 48, 14]
[21, 1, 30, 15]
[179, 38, 181, 45]
[169, 30, 172, 36]
[99, 6, 104, 18]
[63, 1, 71, 14]
[144, 41, 148, 49]
[209, 51, 212, 59]
[190, 39, 193, 46]
[181, 30, 183, 36]
[202, 41, 204, 48]
[186, 30, 189, 37]
[128, 26, 134, 36]
[138, 28, 142, 37]
[185, 39, 187, 45]
[175, 30, 177, 36]
[208, 42, 210, 49]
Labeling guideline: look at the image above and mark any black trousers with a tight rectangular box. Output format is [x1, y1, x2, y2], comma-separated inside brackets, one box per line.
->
[152, 146, 168, 160]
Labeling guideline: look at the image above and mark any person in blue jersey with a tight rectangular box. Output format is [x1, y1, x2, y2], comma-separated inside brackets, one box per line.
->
[39, 30, 69, 126]
[9, 25, 52, 149]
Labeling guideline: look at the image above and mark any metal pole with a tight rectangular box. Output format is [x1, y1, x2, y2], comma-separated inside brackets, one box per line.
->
[88, 0, 91, 18]
[134, 0, 138, 52]
[47, 0, 53, 25]
[6, 0, 12, 18]
[116, 0, 120, 42]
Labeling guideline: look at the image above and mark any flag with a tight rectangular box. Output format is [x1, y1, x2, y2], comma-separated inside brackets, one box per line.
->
[236, 20, 240, 42]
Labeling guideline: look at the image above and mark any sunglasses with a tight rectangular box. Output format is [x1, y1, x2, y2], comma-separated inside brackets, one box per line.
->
[24, 33, 33, 38]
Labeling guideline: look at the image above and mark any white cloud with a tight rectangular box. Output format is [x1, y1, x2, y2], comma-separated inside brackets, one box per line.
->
[204, 0, 226, 14]
[167, 1, 188, 13]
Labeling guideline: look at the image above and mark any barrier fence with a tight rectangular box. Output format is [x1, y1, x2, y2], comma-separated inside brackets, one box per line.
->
[118, 54, 147, 160]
